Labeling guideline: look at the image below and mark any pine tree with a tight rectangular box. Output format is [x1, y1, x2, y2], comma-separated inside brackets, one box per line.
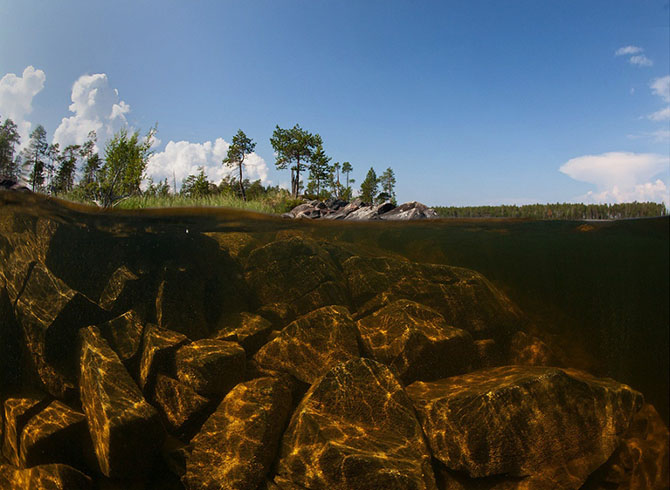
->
[22, 125, 49, 191]
[359, 167, 378, 204]
[307, 145, 332, 198]
[222, 129, 256, 201]
[0, 117, 21, 179]
[270, 124, 322, 198]
[378, 167, 397, 205]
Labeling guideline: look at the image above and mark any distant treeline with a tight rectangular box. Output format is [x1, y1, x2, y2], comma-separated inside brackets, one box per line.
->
[433, 202, 668, 220]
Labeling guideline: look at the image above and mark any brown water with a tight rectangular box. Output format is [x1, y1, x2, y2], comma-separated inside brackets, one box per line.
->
[1, 191, 668, 424]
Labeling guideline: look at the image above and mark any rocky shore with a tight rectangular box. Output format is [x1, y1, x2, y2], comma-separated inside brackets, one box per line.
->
[283, 198, 440, 220]
[0, 194, 667, 489]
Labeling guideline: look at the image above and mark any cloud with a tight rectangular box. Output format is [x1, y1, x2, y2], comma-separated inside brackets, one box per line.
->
[560, 152, 670, 205]
[615, 46, 643, 56]
[0, 66, 46, 148]
[145, 138, 269, 191]
[650, 75, 670, 102]
[647, 106, 670, 121]
[53, 73, 130, 148]
[629, 55, 653, 67]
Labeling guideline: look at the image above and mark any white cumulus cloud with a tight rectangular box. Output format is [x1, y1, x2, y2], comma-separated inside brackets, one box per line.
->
[0, 66, 46, 148]
[615, 45, 643, 56]
[53, 73, 130, 148]
[629, 54, 653, 67]
[145, 138, 269, 191]
[560, 152, 670, 205]
[650, 75, 670, 102]
[647, 106, 670, 121]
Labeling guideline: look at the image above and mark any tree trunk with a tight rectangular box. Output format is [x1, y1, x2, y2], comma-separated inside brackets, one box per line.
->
[238, 162, 246, 201]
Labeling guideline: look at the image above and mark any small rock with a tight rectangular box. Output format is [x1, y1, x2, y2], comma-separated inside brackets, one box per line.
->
[253, 305, 360, 385]
[175, 339, 246, 397]
[154, 374, 211, 438]
[214, 312, 273, 355]
[98, 265, 139, 313]
[184, 377, 293, 490]
[139, 324, 190, 396]
[97, 309, 145, 367]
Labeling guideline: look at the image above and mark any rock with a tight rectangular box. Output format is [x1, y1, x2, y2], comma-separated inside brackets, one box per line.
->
[256, 302, 296, 330]
[214, 312, 273, 355]
[79, 326, 164, 478]
[3, 394, 49, 466]
[184, 377, 292, 490]
[139, 324, 190, 396]
[508, 331, 556, 366]
[97, 309, 145, 367]
[406, 366, 643, 489]
[156, 265, 210, 340]
[98, 265, 140, 314]
[583, 403, 669, 490]
[343, 201, 396, 220]
[378, 201, 439, 220]
[474, 339, 504, 368]
[19, 400, 87, 469]
[343, 255, 520, 340]
[154, 374, 211, 438]
[13, 262, 107, 398]
[175, 339, 246, 397]
[203, 231, 259, 259]
[356, 299, 476, 385]
[0, 463, 93, 489]
[0, 177, 30, 192]
[245, 236, 348, 316]
[0, 281, 22, 388]
[253, 305, 360, 385]
[277, 358, 437, 490]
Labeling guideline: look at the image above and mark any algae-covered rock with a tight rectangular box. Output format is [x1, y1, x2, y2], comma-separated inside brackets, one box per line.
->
[13, 262, 106, 398]
[2, 394, 48, 466]
[277, 358, 437, 490]
[97, 309, 145, 366]
[0, 463, 93, 489]
[253, 305, 360, 385]
[406, 366, 644, 489]
[356, 299, 476, 384]
[139, 324, 190, 395]
[175, 339, 246, 397]
[245, 236, 348, 315]
[214, 312, 273, 355]
[19, 400, 87, 469]
[343, 255, 520, 340]
[184, 377, 292, 490]
[79, 326, 164, 478]
[154, 374, 211, 437]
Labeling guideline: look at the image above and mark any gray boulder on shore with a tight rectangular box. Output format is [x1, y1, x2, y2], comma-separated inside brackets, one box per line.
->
[283, 198, 439, 220]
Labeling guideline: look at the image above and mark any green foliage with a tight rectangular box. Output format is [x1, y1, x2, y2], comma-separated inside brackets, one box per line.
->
[181, 167, 211, 197]
[222, 129, 256, 200]
[22, 125, 48, 191]
[359, 167, 378, 204]
[145, 177, 171, 197]
[306, 145, 332, 198]
[433, 202, 668, 219]
[341, 161, 354, 201]
[97, 126, 156, 207]
[270, 124, 322, 197]
[378, 167, 397, 205]
[0, 117, 21, 179]
[52, 144, 80, 195]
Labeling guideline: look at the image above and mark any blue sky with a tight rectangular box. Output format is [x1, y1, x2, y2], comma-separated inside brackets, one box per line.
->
[1, 0, 669, 205]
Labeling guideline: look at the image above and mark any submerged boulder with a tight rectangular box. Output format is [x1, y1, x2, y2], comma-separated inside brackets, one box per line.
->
[97, 265, 140, 314]
[356, 299, 476, 384]
[2, 394, 48, 466]
[97, 309, 145, 367]
[79, 326, 164, 478]
[406, 366, 644, 489]
[184, 377, 292, 490]
[0, 463, 92, 489]
[214, 312, 273, 356]
[175, 339, 246, 397]
[154, 374, 211, 438]
[139, 324, 190, 396]
[277, 358, 437, 490]
[253, 305, 360, 385]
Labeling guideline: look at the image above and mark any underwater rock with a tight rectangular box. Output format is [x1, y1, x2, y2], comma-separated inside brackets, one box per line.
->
[97, 309, 145, 367]
[474, 339, 504, 369]
[2, 394, 48, 466]
[175, 339, 246, 397]
[203, 231, 259, 259]
[0, 463, 93, 489]
[508, 330, 556, 366]
[0, 281, 22, 388]
[79, 326, 164, 478]
[19, 400, 87, 469]
[213, 312, 273, 355]
[406, 366, 643, 489]
[184, 376, 292, 490]
[277, 358, 437, 490]
[343, 255, 520, 340]
[97, 265, 140, 314]
[253, 305, 360, 385]
[13, 261, 107, 398]
[156, 264, 210, 340]
[584, 403, 669, 490]
[356, 299, 476, 385]
[244, 236, 348, 316]
[255, 302, 296, 330]
[139, 324, 190, 396]
[154, 374, 211, 438]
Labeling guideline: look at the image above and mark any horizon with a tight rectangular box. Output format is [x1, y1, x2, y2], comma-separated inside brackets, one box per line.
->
[1, 1, 669, 206]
